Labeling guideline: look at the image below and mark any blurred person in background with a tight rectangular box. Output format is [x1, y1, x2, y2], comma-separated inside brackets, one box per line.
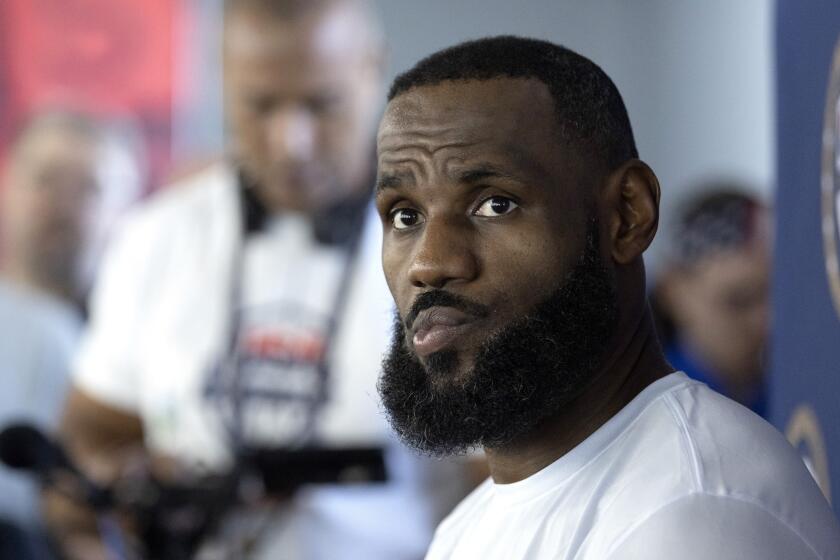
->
[0, 110, 145, 311]
[45, 1, 458, 559]
[2, 111, 104, 310]
[0, 110, 142, 559]
[651, 187, 771, 416]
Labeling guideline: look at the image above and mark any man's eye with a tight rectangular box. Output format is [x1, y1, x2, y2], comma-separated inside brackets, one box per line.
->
[391, 208, 425, 230]
[474, 196, 519, 217]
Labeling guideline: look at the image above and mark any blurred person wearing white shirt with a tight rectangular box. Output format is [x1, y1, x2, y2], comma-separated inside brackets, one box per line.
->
[44, 2, 459, 559]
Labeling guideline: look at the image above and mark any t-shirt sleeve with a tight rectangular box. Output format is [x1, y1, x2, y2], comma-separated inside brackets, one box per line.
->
[73, 213, 156, 412]
[606, 493, 827, 560]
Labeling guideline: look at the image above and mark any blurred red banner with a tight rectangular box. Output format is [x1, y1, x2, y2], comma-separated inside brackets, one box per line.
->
[0, 0, 190, 185]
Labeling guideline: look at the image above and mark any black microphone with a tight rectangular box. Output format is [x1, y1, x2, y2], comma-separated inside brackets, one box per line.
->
[0, 422, 113, 509]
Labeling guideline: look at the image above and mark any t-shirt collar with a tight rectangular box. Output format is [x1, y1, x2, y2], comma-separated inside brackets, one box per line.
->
[491, 371, 691, 506]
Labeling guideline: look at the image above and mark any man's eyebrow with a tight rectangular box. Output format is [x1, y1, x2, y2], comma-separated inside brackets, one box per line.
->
[375, 171, 412, 193]
[456, 164, 519, 184]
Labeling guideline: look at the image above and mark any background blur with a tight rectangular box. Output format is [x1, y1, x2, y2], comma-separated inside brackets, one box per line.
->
[0, 0, 837, 513]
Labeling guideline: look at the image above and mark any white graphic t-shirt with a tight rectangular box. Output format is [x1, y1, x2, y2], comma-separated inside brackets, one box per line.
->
[203, 212, 370, 451]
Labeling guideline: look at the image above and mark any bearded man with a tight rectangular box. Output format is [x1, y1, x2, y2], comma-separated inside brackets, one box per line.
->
[375, 36, 840, 560]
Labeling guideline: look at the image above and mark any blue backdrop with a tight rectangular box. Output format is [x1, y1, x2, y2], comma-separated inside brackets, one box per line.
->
[772, 0, 840, 508]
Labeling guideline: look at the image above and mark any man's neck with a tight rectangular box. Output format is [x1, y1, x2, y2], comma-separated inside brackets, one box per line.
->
[484, 307, 673, 484]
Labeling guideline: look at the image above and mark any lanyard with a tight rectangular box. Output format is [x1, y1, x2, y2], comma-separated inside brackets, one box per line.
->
[215, 172, 369, 456]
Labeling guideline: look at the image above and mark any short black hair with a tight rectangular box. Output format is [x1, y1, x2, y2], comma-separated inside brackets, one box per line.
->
[388, 35, 638, 171]
[669, 186, 767, 265]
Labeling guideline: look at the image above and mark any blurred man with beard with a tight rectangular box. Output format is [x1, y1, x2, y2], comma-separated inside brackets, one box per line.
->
[46, 1, 448, 559]
[375, 36, 840, 559]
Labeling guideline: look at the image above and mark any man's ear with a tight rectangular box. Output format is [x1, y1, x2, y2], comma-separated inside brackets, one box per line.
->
[604, 159, 660, 264]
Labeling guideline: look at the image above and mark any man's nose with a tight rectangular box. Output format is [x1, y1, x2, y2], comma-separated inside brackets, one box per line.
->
[266, 107, 315, 162]
[407, 217, 478, 289]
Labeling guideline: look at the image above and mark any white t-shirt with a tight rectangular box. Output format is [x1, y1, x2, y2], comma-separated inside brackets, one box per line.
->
[427, 372, 840, 560]
[74, 163, 440, 559]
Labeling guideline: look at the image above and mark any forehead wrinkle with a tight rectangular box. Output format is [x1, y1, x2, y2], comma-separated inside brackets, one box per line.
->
[379, 106, 481, 146]
[379, 116, 472, 146]
[378, 134, 472, 184]
[379, 93, 562, 188]
[379, 142, 474, 167]
[376, 155, 426, 192]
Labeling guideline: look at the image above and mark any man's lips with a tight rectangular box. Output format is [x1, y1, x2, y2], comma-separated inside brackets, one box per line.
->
[410, 306, 478, 357]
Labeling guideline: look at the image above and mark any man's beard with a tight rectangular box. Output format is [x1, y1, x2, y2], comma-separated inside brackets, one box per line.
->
[378, 222, 618, 456]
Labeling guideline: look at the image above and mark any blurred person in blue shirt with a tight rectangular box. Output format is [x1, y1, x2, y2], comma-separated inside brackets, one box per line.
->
[0, 110, 103, 558]
[651, 187, 771, 416]
[0, 110, 143, 558]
